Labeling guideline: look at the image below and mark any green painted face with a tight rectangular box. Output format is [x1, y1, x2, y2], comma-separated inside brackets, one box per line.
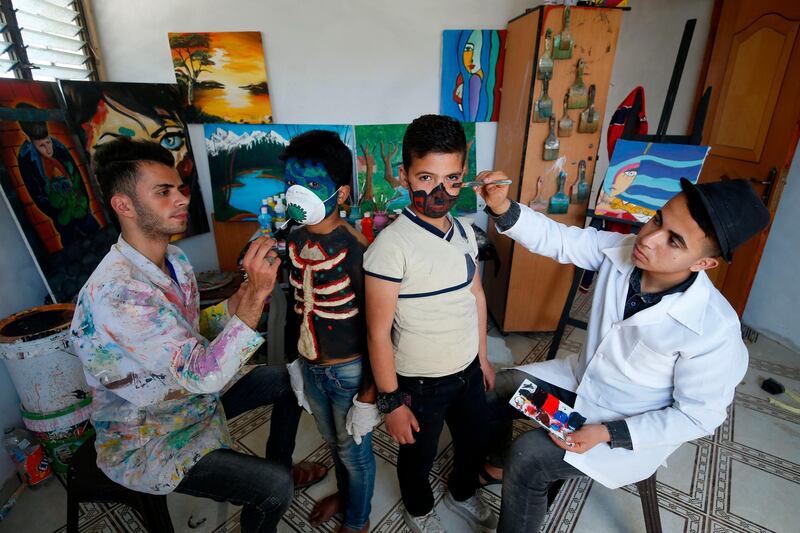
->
[284, 158, 338, 203]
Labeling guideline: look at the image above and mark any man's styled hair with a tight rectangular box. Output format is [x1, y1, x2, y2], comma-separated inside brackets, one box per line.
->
[279, 130, 354, 188]
[16, 103, 49, 140]
[684, 189, 722, 257]
[402, 114, 467, 169]
[92, 138, 175, 224]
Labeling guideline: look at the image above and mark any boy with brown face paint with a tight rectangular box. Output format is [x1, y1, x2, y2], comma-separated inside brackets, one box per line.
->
[364, 115, 498, 533]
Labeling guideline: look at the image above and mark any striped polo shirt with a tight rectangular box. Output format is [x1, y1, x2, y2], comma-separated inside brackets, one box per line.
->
[363, 208, 479, 377]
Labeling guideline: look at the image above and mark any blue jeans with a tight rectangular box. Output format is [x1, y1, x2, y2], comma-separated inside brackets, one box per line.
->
[302, 358, 376, 530]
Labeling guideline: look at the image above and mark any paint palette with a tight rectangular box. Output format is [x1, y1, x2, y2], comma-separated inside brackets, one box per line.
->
[509, 379, 586, 442]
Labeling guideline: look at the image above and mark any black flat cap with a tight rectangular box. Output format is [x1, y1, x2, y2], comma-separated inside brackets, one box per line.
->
[680, 178, 771, 262]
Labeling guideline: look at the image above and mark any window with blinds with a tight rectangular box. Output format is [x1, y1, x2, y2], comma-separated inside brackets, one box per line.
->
[0, 0, 96, 81]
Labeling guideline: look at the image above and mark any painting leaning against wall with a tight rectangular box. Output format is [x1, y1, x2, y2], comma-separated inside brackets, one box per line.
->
[0, 80, 117, 302]
[204, 123, 356, 222]
[440, 29, 507, 122]
[169, 31, 272, 124]
[59, 80, 210, 239]
[353, 122, 477, 214]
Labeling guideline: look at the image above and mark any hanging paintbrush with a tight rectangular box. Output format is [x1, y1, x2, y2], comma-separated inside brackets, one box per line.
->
[529, 176, 548, 212]
[571, 160, 589, 203]
[553, 6, 574, 60]
[548, 171, 569, 214]
[543, 116, 560, 161]
[537, 29, 553, 80]
[558, 92, 573, 137]
[567, 58, 587, 109]
[533, 73, 553, 122]
[578, 84, 600, 134]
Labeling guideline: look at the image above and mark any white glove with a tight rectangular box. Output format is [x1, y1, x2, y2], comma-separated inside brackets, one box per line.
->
[286, 359, 312, 414]
[345, 395, 381, 445]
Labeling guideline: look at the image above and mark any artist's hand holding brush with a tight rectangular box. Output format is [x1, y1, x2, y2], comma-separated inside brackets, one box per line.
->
[475, 170, 513, 215]
[230, 236, 281, 330]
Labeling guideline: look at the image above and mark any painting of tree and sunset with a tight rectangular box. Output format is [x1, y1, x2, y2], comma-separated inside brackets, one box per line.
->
[169, 31, 272, 123]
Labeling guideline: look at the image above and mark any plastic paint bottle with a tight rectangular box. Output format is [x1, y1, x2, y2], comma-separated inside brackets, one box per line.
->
[361, 212, 375, 243]
[2, 427, 52, 487]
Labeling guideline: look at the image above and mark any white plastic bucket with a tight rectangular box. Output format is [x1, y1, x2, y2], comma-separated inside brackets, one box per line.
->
[0, 304, 91, 414]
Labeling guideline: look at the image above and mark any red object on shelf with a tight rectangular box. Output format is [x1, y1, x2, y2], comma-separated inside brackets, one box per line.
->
[361, 214, 375, 243]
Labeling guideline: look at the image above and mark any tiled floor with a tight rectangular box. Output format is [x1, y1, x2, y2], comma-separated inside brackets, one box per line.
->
[2, 294, 799, 532]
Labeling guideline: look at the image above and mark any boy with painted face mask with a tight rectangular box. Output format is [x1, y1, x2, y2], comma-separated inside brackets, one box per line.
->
[280, 130, 378, 533]
[364, 115, 497, 533]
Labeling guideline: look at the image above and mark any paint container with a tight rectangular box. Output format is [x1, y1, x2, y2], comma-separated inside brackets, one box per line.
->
[20, 397, 94, 473]
[0, 304, 91, 415]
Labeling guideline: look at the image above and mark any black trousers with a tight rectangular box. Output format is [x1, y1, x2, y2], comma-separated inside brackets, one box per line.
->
[396, 357, 489, 517]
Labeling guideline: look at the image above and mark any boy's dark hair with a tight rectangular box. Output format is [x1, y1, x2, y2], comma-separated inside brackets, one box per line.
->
[278, 130, 353, 188]
[684, 189, 722, 257]
[92, 138, 175, 223]
[402, 114, 467, 169]
[16, 103, 49, 140]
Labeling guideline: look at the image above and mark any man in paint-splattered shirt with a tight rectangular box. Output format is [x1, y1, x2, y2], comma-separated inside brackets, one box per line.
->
[71, 138, 322, 533]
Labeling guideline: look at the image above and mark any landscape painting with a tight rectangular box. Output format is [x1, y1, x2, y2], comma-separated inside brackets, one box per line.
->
[354, 122, 477, 214]
[169, 31, 272, 123]
[204, 123, 356, 221]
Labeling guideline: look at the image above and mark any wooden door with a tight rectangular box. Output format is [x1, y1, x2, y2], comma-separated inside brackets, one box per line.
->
[699, 0, 800, 315]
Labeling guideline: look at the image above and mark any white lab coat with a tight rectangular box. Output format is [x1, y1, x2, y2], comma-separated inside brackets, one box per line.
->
[500, 204, 748, 489]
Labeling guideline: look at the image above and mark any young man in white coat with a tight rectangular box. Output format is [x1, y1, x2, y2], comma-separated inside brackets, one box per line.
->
[475, 171, 771, 532]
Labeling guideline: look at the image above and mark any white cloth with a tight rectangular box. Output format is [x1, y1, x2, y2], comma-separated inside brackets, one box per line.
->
[499, 204, 748, 489]
[286, 359, 312, 414]
[345, 396, 381, 445]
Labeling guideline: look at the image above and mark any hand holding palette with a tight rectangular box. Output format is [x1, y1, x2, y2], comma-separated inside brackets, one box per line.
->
[510, 379, 586, 442]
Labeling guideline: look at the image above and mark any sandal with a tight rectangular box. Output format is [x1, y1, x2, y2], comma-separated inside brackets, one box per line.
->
[479, 463, 503, 487]
[292, 461, 328, 489]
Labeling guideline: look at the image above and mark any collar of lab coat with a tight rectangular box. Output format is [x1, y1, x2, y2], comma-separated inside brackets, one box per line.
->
[601, 241, 709, 335]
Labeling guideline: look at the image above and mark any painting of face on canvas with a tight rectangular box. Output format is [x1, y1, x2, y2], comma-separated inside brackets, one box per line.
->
[0, 80, 117, 302]
[509, 379, 586, 442]
[353, 122, 477, 215]
[441, 29, 506, 122]
[594, 140, 711, 223]
[204, 124, 356, 222]
[169, 31, 271, 124]
[59, 80, 210, 239]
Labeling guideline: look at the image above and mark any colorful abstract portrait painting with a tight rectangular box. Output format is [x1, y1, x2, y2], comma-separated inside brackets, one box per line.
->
[0, 80, 117, 301]
[441, 29, 507, 122]
[595, 140, 711, 223]
[354, 122, 477, 214]
[204, 123, 355, 221]
[59, 80, 209, 239]
[169, 31, 271, 124]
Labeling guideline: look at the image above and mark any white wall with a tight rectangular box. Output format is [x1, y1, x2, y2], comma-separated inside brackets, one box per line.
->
[744, 140, 800, 351]
[0, 198, 49, 481]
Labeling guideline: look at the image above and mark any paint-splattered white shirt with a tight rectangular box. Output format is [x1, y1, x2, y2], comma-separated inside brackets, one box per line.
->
[71, 237, 263, 494]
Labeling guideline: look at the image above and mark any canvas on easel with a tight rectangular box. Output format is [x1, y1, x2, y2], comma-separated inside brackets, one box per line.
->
[594, 139, 710, 223]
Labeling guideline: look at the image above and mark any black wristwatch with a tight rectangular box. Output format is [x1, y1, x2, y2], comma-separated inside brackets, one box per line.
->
[376, 389, 404, 414]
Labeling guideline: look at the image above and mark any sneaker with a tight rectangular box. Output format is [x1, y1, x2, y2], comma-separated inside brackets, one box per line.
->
[403, 508, 445, 533]
[444, 492, 498, 532]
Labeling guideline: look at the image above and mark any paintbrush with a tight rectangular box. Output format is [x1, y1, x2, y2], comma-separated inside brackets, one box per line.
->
[537, 29, 554, 80]
[558, 92, 573, 137]
[533, 73, 553, 122]
[543, 116, 560, 161]
[578, 84, 600, 134]
[567, 58, 587, 109]
[553, 6, 574, 60]
[457, 179, 513, 188]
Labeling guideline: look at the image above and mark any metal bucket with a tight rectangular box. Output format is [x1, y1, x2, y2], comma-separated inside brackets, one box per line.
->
[0, 304, 91, 414]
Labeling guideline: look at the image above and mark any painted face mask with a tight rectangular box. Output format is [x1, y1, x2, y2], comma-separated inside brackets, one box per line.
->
[285, 185, 341, 226]
[411, 183, 459, 218]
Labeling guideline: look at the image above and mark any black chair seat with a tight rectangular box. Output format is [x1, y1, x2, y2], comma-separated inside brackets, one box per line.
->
[66, 435, 174, 533]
